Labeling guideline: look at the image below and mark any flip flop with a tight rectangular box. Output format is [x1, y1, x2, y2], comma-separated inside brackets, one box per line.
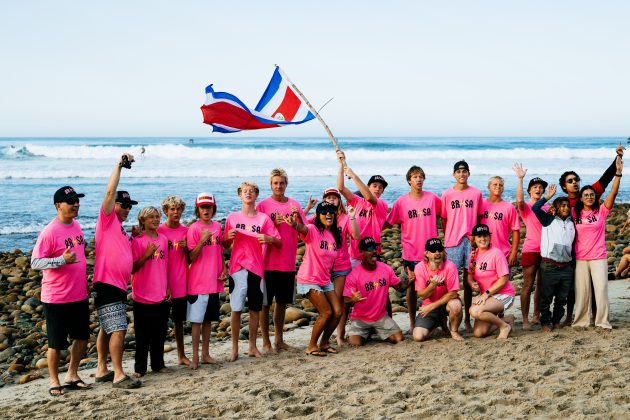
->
[323, 346, 338, 354]
[112, 375, 141, 389]
[64, 380, 92, 390]
[95, 371, 115, 383]
[305, 349, 327, 357]
[49, 386, 65, 397]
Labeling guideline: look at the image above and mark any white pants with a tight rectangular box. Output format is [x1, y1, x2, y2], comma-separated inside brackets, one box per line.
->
[573, 259, 610, 329]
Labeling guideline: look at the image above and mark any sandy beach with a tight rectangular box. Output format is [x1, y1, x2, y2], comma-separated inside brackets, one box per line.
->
[0, 278, 628, 419]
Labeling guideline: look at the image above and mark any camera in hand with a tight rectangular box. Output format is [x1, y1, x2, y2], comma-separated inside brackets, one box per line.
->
[121, 155, 133, 169]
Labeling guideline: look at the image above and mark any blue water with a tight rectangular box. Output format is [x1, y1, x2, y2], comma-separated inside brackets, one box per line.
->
[0, 137, 627, 251]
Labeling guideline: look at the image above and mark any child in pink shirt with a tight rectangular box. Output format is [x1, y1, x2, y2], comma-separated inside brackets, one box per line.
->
[157, 195, 190, 366]
[343, 237, 406, 346]
[186, 193, 227, 369]
[223, 181, 281, 362]
[467, 224, 515, 340]
[480, 176, 520, 263]
[131, 206, 170, 377]
[441, 160, 483, 331]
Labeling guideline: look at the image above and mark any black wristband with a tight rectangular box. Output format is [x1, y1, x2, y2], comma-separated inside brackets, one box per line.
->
[485, 290, 491, 295]
[615, 173, 622, 177]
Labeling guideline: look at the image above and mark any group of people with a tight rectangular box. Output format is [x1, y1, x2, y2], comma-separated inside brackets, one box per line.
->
[32, 146, 624, 396]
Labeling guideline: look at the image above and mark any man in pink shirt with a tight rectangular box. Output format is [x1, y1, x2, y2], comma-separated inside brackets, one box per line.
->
[157, 195, 190, 366]
[336, 150, 388, 267]
[32, 186, 90, 396]
[223, 181, 281, 362]
[93, 154, 141, 389]
[480, 176, 520, 265]
[256, 168, 306, 353]
[344, 237, 406, 346]
[384, 165, 441, 330]
[441, 160, 483, 331]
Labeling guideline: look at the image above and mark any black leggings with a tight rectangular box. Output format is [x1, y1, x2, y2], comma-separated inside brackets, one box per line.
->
[133, 300, 169, 375]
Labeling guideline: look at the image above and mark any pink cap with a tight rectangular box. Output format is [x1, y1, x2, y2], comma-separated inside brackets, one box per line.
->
[322, 188, 341, 198]
[196, 193, 216, 207]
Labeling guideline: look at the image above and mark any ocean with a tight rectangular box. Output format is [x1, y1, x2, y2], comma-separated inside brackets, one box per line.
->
[0, 137, 626, 251]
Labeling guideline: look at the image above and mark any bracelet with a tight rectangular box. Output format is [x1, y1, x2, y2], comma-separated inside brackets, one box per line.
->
[350, 217, 356, 221]
[615, 173, 622, 177]
[485, 290, 491, 296]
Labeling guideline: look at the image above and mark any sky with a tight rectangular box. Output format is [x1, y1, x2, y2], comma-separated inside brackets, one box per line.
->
[1, 1, 629, 137]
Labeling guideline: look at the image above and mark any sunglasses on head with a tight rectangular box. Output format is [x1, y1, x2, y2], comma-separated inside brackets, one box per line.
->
[63, 198, 80, 205]
[117, 202, 133, 210]
[566, 177, 580, 184]
[318, 208, 336, 216]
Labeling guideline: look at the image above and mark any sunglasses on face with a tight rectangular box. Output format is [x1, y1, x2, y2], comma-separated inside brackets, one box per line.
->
[64, 198, 80, 205]
[318, 209, 336, 216]
[566, 177, 580, 184]
[363, 246, 378, 252]
[117, 202, 133, 210]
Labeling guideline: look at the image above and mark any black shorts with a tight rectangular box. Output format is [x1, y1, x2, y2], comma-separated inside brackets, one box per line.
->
[43, 299, 90, 350]
[264, 270, 296, 305]
[94, 281, 127, 308]
[170, 297, 187, 322]
[403, 260, 419, 271]
[414, 304, 448, 331]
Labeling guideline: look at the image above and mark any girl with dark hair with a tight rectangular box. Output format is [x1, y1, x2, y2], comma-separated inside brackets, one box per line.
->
[288, 201, 342, 356]
[572, 157, 623, 329]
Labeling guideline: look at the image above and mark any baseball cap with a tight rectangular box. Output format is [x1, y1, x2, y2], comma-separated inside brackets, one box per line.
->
[322, 188, 341, 198]
[53, 186, 85, 204]
[358, 236, 381, 251]
[527, 177, 548, 191]
[368, 175, 388, 188]
[196, 193, 216, 207]
[316, 201, 337, 215]
[471, 224, 491, 236]
[116, 191, 138, 205]
[453, 160, 470, 172]
[425, 238, 444, 253]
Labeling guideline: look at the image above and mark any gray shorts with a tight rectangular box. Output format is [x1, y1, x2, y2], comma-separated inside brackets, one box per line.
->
[229, 269, 265, 312]
[446, 237, 472, 269]
[348, 315, 401, 341]
[493, 294, 515, 312]
[414, 304, 448, 331]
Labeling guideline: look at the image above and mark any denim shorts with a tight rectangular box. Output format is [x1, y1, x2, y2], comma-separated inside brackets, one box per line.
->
[332, 268, 352, 279]
[296, 282, 334, 295]
[446, 237, 472, 269]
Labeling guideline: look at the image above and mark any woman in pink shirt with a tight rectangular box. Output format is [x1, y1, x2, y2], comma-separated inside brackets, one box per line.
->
[467, 224, 515, 339]
[131, 206, 170, 377]
[288, 202, 342, 356]
[573, 158, 623, 329]
[305, 187, 360, 346]
[186, 193, 227, 369]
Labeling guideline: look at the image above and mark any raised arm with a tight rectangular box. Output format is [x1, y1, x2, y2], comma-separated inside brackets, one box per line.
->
[103, 154, 134, 215]
[532, 184, 557, 227]
[604, 157, 623, 209]
[512, 162, 527, 210]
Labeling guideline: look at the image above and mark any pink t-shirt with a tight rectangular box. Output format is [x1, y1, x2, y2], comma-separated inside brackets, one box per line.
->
[256, 197, 305, 272]
[348, 194, 388, 259]
[296, 224, 339, 286]
[480, 199, 520, 258]
[131, 233, 169, 304]
[224, 211, 280, 278]
[574, 205, 610, 261]
[468, 246, 514, 296]
[386, 192, 441, 261]
[518, 201, 549, 253]
[440, 186, 483, 247]
[157, 224, 188, 299]
[94, 206, 133, 291]
[187, 220, 224, 295]
[343, 261, 400, 322]
[32, 219, 88, 304]
[307, 213, 353, 272]
[414, 260, 460, 306]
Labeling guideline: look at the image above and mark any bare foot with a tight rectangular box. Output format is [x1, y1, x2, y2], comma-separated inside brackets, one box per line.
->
[247, 348, 263, 358]
[189, 361, 199, 370]
[542, 325, 552, 332]
[450, 330, 464, 341]
[262, 344, 277, 355]
[522, 320, 531, 331]
[275, 342, 296, 352]
[336, 337, 348, 347]
[464, 321, 473, 333]
[531, 315, 540, 325]
[156, 367, 171, 374]
[229, 350, 238, 362]
[133, 372, 145, 378]
[497, 323, 512, 339]
[178, 356, 191, 366]
[201, 355, 218, 365]
[553, 323, 563, 330]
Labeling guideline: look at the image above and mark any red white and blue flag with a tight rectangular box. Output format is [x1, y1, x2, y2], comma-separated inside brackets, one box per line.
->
[201, 67, 315, 133]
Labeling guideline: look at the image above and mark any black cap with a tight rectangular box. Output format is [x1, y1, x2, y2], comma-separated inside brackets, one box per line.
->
[471, 223, 491, 236]
[54, 186, 85, 204]
[368, 175, 388, 188]
[316, 201, 337, 215]
[527, 177, 548, 191]
[453, 160, 470, 172]
[425, 238, 444, 253]
[358, 236, 381, 251]
[116, 191, 138, 205]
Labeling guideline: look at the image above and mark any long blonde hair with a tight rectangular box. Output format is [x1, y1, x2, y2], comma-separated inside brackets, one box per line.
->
[137, 206, 161, 230]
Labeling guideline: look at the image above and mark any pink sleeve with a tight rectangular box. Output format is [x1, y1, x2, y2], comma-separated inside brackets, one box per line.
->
[376, 199, 388, 218]
[386, 199, 401, 225]
[388, 266, 400, 286]
[446, 264, 460, 292]
[264, 217, 281, 240]
[131, 238, 142, 261]
[434, 195, 442, 220]
[302, 224, 316, 243]
[476, 191, 484, 216]
[494, 252, 510, 278]
[509, 206, 520, 231]
[224, 216, 233, 233]
[348, 194, 360, 208]
[342, 272, 356, 298]
[32, 231, 52, 259]
[440, 193, 448, 218]
[186, 225, 198, 250]
[414, 264, 426, 292]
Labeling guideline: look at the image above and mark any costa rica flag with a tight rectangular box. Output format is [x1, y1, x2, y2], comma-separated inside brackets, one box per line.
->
[201, 67, 315, 133]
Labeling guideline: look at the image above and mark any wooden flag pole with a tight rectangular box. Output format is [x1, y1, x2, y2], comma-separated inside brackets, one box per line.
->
[275, 66, 346, 166]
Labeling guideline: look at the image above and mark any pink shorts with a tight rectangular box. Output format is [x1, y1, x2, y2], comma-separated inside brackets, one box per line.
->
[521, 252, 542, 268]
